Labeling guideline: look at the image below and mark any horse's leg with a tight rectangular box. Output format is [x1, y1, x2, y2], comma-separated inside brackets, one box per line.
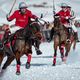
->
[35, 40, 42, 55]
[2, 55, 14, 70]
[25, 49, 32, 69]
[64, 42, 71, 62]
[59, 43, 64, 62]
[0, 53, 4, 72]
[0, 55, 14, 77]
[53, 38, 59, 66]
[53, 49, 57, 66]
[70, 35, 76, 50]
[15, 52, 21, 75]
[73, 40, 76, 50]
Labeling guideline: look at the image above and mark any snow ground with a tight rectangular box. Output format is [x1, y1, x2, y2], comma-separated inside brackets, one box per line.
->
[1, 41, 80, 80]
[0, 0, 80, 80]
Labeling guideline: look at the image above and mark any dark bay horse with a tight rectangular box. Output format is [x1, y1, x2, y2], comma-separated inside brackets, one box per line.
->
[13, 21, 42, 75]
[51, 16, 76, 66]
[0, 24, 15, 73]
[0, 21, 42, 75]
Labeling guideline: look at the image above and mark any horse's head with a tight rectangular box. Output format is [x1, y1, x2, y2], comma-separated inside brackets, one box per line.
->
[54, 15, 61, 27]
[25, 21, 42, 40]
[53, 14, 68, 42]
[29, 21, 41, 34]
[2, 24, 10, 31]
[0, 24, 11, 41]
[54, 14, 65, 31]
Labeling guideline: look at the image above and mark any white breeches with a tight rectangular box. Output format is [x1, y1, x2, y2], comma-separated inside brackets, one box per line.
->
[64, 22, 77, 32]
[10, 26, 23, 33]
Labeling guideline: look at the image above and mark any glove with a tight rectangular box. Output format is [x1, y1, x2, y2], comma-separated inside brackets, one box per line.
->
[6, 14, 10, 20]
[65, 16, 69, 19]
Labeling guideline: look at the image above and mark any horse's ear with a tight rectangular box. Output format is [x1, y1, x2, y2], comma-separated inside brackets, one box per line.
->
[40, 13, 43, 18]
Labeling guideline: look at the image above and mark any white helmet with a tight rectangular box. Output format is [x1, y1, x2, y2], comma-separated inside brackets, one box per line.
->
[60, 3, 68, 8]
[19, 2, 27, 9]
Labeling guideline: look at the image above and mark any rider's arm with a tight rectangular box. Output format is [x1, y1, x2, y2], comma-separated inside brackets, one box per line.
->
[7, 11, 17, 21]
[28, 10, 38, 19]
[70, 10, 76, 19]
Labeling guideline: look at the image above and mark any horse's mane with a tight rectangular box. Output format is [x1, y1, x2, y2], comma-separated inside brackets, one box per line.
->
[54, 16, 66, 31]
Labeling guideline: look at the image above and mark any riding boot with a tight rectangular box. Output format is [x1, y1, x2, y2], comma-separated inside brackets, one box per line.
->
[67, 28, 71, 42]
[74, 32, 79, 42]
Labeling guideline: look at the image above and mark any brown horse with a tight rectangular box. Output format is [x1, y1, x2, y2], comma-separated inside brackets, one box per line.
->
[0, 24, 15, 73]
[51, 15, 76, 66]
[0, 21, 42, 75]
[13, 21, 42, 75]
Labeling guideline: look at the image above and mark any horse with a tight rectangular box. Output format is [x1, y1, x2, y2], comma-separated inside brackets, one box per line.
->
[13, 21, 43, 75]
[29, 21, 42, 55]
[51, 15, 76, 66]
[0, 24, 15, 74]
[0, 21, 42, 75]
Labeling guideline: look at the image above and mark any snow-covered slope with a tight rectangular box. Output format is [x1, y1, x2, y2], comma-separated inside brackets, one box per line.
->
[1, 41, 80, 80]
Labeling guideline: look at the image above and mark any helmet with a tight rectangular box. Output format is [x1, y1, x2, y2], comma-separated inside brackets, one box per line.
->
[66, 5, 71, 8]
[19, 2, 28, 9]
[60, 3, 68, 8]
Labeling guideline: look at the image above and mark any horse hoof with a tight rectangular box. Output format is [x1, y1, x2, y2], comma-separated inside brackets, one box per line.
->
[61, 58, 64, 62]
[16, 71, 21, 75]
[36, 50, 42, 55]
[25, 62, 30, 69]
[52, 64, 56, 66]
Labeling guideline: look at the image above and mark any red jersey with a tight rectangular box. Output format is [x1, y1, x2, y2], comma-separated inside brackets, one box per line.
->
[56, 10, 71, 24]
[8, 9, 37, 28]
